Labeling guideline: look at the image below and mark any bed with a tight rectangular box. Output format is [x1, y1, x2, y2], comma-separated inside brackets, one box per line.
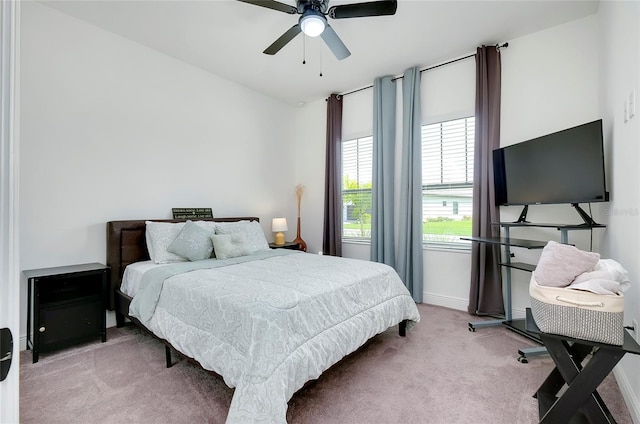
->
[106, 217, 420, 424]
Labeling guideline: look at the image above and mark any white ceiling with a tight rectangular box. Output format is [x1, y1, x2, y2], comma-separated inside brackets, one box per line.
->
[41, 0, 599, 106]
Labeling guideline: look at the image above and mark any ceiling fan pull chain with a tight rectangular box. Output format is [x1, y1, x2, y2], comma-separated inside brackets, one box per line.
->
[302, 34, 306, 65]
[319, 43, 323, 77]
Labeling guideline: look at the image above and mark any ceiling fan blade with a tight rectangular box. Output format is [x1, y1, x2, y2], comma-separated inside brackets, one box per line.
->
[328, 0, 397, 19]
[320, 25, 351, 61]
[237, 0, 297, 14]
[263, 24, 302, 55]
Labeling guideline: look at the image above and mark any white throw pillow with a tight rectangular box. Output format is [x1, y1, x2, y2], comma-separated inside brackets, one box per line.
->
[194, 220, 218, 232]
[145, 221, 188, 264]
[210, 233, 253, 259]
[215, 220, 269, 252]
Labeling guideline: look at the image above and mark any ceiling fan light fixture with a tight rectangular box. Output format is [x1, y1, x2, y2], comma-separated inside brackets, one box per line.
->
[300, 10, 326, 37]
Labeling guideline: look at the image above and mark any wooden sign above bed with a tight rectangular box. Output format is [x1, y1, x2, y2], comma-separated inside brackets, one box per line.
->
[171, 208, 213, 219]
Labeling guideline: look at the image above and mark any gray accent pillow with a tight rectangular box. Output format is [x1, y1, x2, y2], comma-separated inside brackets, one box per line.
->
[167, 220, 214, 262]
[210, 232, 252, 259]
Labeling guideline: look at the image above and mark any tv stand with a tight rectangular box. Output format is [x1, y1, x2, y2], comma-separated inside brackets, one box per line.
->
[515, 205, 530, 223]
[463, 220, 605, 363]
[572, 203, 600, 226]
[514, 203, 600, 227]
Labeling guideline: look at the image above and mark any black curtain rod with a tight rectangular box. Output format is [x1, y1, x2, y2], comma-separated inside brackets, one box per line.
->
[339, 42, 509, 98]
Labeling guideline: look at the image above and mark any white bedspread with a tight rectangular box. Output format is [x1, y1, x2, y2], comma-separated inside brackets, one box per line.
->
[128, 250, 420, 423]
[121, 260, 158, 297]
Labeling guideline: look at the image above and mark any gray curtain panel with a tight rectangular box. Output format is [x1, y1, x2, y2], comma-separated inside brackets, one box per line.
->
[397, 66, 423, 303]
[370, 76, 397, 267]
[323, 94, 343, 257]
[468, 46, 503, 315]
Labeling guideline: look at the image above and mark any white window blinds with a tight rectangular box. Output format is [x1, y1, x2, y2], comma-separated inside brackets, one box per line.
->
[422, 117, 475, 245]
[342, 136, 373, 239]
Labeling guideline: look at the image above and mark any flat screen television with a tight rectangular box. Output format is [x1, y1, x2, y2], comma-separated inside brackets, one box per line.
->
[493, 119, 609, 225]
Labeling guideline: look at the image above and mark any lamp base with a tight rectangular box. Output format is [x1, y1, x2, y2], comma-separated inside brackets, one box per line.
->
[274, 232, 285, 245]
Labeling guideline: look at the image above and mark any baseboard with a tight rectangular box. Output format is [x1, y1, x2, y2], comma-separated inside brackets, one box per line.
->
[423, 292, 469, 311]
[423, 291, 528, 320]
[510, 307, 526, 320]
[106, 310, 116, 328]
[614, 366, 640, 424]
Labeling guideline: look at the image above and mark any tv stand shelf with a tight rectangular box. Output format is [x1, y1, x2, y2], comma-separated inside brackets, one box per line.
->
[463, 236, 548, 249]
[498, 221, 605, 244]
[501, 262, 536, 272]
[463, 221, 605, 363]
[498, 222, 606, 229]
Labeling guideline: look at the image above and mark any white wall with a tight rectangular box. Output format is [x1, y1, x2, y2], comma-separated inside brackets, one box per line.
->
[293, 99, 326, 255]
[19, 2, 297, 342]
[598, 2, 640, 422]
[500, 14, 602, 315]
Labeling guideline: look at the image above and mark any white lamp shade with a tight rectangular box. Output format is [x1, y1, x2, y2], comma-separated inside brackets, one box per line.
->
[272, 218, 288, 232]
[300, 12, 325, 37]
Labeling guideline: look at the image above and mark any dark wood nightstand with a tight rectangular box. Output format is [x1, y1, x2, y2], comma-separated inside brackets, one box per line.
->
[269, 242, 302, 251]
[23, 263, 109, 363]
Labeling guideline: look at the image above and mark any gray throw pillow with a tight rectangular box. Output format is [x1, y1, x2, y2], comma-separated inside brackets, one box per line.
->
[167, 220, 214, 261]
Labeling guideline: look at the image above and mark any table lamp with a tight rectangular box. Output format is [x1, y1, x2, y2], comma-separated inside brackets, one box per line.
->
[272, 218, 288, 245]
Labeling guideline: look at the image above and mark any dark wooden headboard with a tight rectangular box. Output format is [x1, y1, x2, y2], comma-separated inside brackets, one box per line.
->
[106, 217, 259, 310]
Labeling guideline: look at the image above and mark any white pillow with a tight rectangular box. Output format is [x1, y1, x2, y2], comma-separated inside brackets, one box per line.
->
[215, 220, 269, 252]
[145, 225, 156, 262]
[194, 220, 218, 232]
[167, 220, 215, 262]
[210, 233, 253, 259]
[145, 221, 188, 264]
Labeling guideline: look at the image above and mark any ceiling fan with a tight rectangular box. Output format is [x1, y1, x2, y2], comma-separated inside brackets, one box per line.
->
[237, 0, 398, 60]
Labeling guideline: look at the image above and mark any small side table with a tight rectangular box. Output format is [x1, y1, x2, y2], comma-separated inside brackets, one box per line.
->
[24, 263, 109, 363]
[526, 308, 640, 424]
[269, 242, 302, 251]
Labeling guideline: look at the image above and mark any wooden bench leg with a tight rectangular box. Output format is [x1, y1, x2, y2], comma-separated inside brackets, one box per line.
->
[538, 336, 625, 424]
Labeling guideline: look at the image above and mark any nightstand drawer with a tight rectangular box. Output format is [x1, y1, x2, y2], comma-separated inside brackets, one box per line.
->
[39, 298, 102, 352]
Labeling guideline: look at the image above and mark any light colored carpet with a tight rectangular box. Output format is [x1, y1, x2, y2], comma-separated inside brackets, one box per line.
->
[20, 304, 633, 423]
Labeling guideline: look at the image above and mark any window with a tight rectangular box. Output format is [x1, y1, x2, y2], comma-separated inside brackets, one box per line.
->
[422, 117, 475, 245]
[342, 136, 372, 239]
[341, 116, 475, 245]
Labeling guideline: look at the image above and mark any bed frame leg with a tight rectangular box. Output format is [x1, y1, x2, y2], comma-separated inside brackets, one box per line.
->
[115, 311, 125, 328]
[399, 320, 407, 337]
[165, 346, 173, 368]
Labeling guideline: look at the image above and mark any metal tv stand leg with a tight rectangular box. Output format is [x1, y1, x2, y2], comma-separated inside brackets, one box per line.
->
[468, 318, 504, 332]
[469, 227, 514, 332]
